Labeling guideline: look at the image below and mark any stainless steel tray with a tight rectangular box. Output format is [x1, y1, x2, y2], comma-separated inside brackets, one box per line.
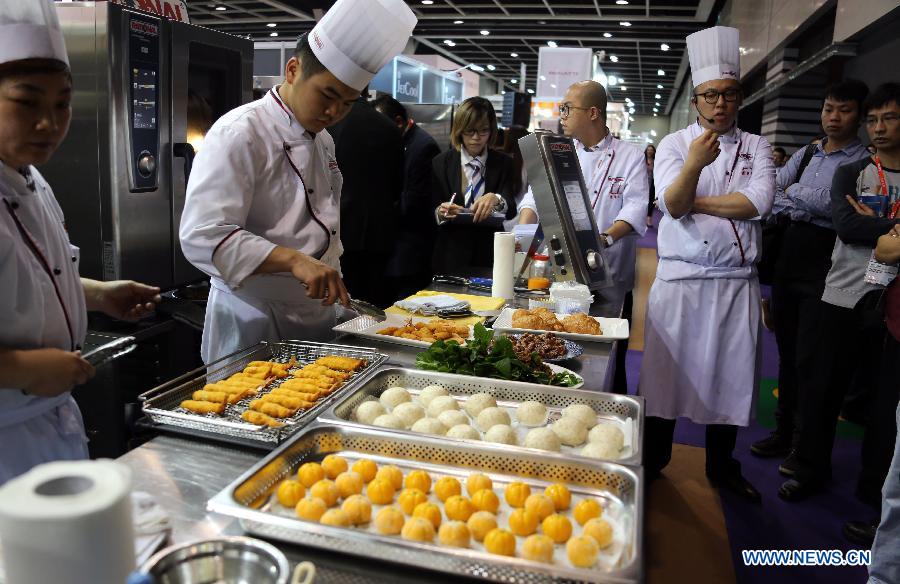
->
[208, 422, 643, 584]
[320, 367, 643, 466]
[140, 341, 388, 445]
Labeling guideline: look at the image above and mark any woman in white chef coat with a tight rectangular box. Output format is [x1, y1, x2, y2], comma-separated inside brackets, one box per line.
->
[180, 0, 417, 364]
[637, 26, 775, 501]
[558, 80, 649, 394]
[0, 1, 160, 485]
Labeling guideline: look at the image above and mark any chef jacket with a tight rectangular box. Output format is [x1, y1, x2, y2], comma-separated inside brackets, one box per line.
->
[180, 88, 344, 362]
[574, 134, 649, 294]
[655, 121, 775, 280]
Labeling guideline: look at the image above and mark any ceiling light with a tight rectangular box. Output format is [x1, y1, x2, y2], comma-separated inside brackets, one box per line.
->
[510, 52, 519, 57]
[607, 76, 617, 86]
[619, 21, 631, 27]
[421, 0, 433, 4]
[540, 75, 546, 80]
[550, 84, 556, 89]
[443, 39, 456, 46]
[650, 130, 657, 136]
[266, 23, 277, 28]
[454, 20, 464, 24]
[657, 84, 663, 89]
[655, 102, 660, 106]
[657, 69, 665, 76]
[269, 32, 278, 37]
[470, 64, 484, 72]
[480, 30, 490, 36]
[511, 79, 518, 84]
[654, 93, 661, 99]
[616, 0, 629, 4]
[660, 43, 670, 51]
[527, 88, 535, 94]
[501, 90, 506, 94]
[603, 33, 612, 38]
[487, 64, 496, 71]
[547, 41, 557, 48]
[628, 107, 635, 114]
[653, 113, 658, 117]
[215, 5, 226, 10]
[653, 107, 659, 112]
[609, 55, 618, 62]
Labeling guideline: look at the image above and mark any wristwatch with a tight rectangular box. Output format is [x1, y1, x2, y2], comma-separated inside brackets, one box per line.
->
[600, 233, 614, 248]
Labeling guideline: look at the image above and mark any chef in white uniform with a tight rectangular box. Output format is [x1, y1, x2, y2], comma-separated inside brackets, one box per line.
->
[637, 26, 775, 501]
[0, 0, 160, 484]
[180, 0, 416, 363]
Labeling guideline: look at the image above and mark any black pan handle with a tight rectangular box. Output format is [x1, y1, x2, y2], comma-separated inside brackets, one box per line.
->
[173, 142, 196, 184]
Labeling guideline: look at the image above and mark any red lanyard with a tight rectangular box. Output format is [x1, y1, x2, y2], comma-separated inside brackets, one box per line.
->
[874, 156, 898, 219]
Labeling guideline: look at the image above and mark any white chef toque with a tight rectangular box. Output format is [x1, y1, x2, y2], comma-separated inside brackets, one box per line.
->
[309, 0, 417, 91]
[686, 26, 739, 88]
[0, 0, 69, 67]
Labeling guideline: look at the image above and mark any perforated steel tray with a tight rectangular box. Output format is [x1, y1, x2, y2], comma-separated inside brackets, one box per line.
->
[140, 341, 388, 445]
[208, 422, 643, 584]
[321, 367, 643, 466]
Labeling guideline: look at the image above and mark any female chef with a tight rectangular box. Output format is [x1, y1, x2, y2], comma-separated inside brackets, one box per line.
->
[0, 1, 160, 484]
[637, 26, 775, 501]
[179, 0, 416, 363]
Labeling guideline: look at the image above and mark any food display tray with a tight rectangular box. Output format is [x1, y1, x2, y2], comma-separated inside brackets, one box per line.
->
[492, 308, 630, 343]
[320, 367, 642, 466]
[207, 422, 643, 584]
[333, 314, 474, 349]
[139, 341, 388, 445]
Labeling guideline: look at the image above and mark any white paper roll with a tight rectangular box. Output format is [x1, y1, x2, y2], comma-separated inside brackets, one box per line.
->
[0, 460, 135, 584]
[492, 231, 516, 300]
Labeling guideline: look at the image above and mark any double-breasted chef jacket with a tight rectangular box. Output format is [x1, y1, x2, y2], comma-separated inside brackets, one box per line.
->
[0, 162, 89, 484]
[574, 134, 649, 304]
[637, 121, 775, 426]
[180, 88, 345, 364]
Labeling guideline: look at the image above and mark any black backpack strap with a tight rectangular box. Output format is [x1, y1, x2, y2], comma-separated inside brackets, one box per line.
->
[793, 144, 818, 186]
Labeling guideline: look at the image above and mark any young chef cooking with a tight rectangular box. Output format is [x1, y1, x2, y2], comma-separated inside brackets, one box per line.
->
[179, 0, 416, 363]
[0, 0, 161, 484]
[558, 80, 649, 394]
[637, 26, 775, 501]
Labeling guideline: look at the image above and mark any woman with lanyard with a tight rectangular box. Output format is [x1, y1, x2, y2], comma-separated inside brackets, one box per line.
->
[179, 0, 416, 364]
[432, 97, 518, 276]
[0, 0, 160, 484]
[637, 26, 775, 501]
[558, 80, 649, 394]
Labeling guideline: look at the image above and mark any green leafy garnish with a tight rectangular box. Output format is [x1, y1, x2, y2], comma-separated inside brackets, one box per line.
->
[415, 324, 581, 387]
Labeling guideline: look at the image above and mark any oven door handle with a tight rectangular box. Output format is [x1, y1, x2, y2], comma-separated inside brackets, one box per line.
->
[173, 142, 196, 185]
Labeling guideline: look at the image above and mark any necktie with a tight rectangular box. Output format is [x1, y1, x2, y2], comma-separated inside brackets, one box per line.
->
[465, 158, 485, 207]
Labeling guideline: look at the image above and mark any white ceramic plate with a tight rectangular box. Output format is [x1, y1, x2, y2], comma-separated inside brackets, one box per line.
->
[491, 307, 629, 343]
[333, 314, 473, 349]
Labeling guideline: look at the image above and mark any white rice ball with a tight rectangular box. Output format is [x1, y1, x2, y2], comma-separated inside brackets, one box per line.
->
[475, 406, 512, 432]
[484, 424, 518, 445]
[516, 401, 548, 426]
[464, 393, 498, 418]
[446, 424, 481, 441]
[411, 417, 447, 436]
[580, 441, 621, 460]
[380, 386, 411, 409]
[524, 427, 562, 452]
[562, 404, 598, 429]
[373, 413, 404, 430]
[437, 410, 470, 428]
[588, 424, 625, 452]
[427, 395, 460, 417]
[419, 385, 449, 407]
[392, 402, 426, 429]
[551, 416, 588, 446]
[355, 401, 386, 425]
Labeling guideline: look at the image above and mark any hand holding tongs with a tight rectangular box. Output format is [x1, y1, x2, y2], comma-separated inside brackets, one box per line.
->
[81, 336, 137, 368]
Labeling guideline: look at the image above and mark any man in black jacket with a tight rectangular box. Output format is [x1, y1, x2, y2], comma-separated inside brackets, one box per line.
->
[373, 95, 441, 298]
[328, 92, 404, 307]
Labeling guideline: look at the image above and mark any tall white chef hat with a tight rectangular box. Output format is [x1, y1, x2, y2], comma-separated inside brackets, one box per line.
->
[0, 0, 69, 67]
[309, 0, 417, 91]
[686, 26, 739, 88]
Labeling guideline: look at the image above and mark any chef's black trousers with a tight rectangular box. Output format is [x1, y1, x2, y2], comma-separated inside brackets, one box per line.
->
[644, 416, 739, 478]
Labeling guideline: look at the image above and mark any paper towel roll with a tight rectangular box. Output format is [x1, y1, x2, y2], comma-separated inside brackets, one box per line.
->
[0, 460, 135, 584]
[492, 231, 515, 300]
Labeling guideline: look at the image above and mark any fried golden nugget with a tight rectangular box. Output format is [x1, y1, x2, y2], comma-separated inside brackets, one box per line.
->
[191, 390, 229, 404]
[298, 365, 351, 381]
[249, 399, 297, 418]
[180, 400, 226, 415]
[242, 365, 273, 379]
[314, 356, 365, 372]
[260, 393, 315, 410]
[241, 410, 284, 428]
[270, 387, 321, 402]
[561, 312, 602, 335]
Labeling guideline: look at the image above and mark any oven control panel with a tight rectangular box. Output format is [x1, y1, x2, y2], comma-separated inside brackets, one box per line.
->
[128, 14, 160, 191]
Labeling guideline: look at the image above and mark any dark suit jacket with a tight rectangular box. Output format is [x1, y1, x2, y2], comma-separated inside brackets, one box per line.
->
[386, 123, 441, 277]
[430, 148, 517, 276]
[328, 98, 404, 253]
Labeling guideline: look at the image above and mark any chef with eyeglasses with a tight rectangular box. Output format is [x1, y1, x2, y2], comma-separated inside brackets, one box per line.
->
[637, 26, 775, 502]
[179, 0, 416, 363]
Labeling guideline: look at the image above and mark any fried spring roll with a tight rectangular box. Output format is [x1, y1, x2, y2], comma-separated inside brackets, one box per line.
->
[191, 390, 228, 404]
[241, 410, 284, 428]
[249, 399, 296, 418]
[314, 356, 365, 371]
[270, 387, 321, 402]
[180, 400, 226, 415]
[260, 393, 315, 410]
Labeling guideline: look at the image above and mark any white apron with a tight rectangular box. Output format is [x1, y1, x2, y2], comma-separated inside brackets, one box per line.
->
[637, 122, 775, 426]
[180, 89, 344, 363]
[0, 163, 89, 484]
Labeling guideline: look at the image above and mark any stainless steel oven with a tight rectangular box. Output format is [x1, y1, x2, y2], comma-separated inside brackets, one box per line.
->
[44, 2, 252, 289]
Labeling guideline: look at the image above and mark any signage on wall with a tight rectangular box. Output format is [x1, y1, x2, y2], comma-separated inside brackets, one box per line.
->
[395, 61, 421, 103]
[536, 47, 592, 99]
[109, 0, 190, 24]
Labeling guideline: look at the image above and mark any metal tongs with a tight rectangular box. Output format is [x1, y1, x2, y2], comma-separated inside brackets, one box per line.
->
[432, 275, 493, 291]
[349, 297, 386, 322]
[81, 336, 137, 368]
